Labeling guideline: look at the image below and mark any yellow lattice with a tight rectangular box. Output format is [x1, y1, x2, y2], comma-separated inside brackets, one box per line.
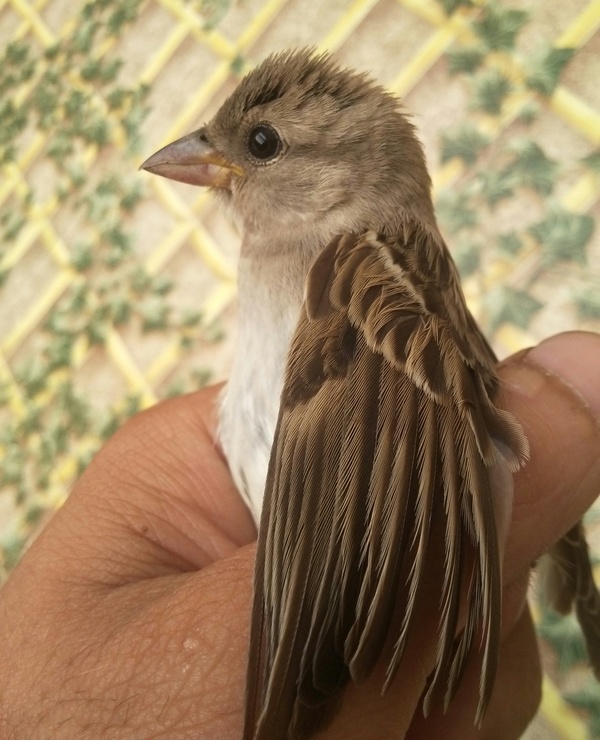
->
[1, 0, 600, 735]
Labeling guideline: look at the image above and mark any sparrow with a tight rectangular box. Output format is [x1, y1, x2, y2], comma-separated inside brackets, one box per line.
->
[141, 49, 600, 739]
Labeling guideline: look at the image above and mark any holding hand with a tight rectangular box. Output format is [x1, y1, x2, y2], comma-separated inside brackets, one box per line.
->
[1, 331, 599, 739]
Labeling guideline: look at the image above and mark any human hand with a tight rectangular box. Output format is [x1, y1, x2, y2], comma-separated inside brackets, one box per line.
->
[1, 331, 599, 739]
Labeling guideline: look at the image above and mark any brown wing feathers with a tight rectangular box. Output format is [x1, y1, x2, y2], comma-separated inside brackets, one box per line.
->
[244, 227, 529, 739]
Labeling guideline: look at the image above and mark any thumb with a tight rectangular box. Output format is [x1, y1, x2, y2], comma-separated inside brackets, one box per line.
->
[498, 330, 600, 585]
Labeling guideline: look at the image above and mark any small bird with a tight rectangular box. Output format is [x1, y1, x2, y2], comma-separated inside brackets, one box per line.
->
[142, 49, 600, 740]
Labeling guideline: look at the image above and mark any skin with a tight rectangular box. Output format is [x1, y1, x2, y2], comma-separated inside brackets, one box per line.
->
[1, 330, 600, 739]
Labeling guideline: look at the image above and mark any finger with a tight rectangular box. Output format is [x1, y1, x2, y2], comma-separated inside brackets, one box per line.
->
[1, 382, 258, 737]
[20, 386, 256, 591]
[0, 540, 255, 738]
[498, 331, 600, 585]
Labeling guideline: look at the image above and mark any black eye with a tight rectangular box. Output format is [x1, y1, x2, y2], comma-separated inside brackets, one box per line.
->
[247, 124, 282, 161]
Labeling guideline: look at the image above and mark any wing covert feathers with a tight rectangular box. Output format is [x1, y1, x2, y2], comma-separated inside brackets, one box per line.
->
[244, 226, 529, 740]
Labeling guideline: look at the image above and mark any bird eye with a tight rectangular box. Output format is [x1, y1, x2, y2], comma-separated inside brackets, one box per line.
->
[247, 124, 282, 162]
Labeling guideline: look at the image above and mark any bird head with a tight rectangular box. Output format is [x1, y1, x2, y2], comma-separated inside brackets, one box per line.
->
[141, 49, 435, 240]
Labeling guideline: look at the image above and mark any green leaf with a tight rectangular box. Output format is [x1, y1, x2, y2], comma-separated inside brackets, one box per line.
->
[5, 40, 30, 66]
[454, 240, 481, 277]
[84, 116, 111, 147]
[47, 131, 74, 161]
[77, 449, 95, 476]
[538, 607, 588, 673]
[153, 275, 174, 296]
[471, 68, 512, 115]
[516, 101, 539, 125]
[198, 0, 234, 30]
[130, 266, 152, 294]
[66, 162, 86, 189]
[1, 535, 28, 570]
[71, 241, 94, 271]
[496, 231, 522, 255]
[25, 504, 45, 526]
[165, 378, 186, 398]
[192, 367, 213, 387]
[582, 149, 600, 173]
[486, 286, 542, 332]
[436, 190, 480, 234]
[447, 46, 485, 75]
[204, 321, 225, 342]
[46, 334, 75, 371]
[110, 296, 131, 325]
[108, 0, 142, 35]
[103, 225, 131, 254]
[71, 19, 99, 53]
[477, 168, 515, 206]
[181, 310, 203, 328]
[565, 682, 600, 736]
[437, 0, 473, 15]
[139, 296, 170, 332]
[99, 58, 123, 84]
[124, 394, 141, 417]
[107, 87, 128, 110]
[474, 4, 528, 51]
[44, 308, 68, 334]
[99, 411, 120, 441]
[1, 445, 26, 486]
[120, 183, 143, 211]
[31, 71, 61, 124]
[230, 55, 245, 75]
[15, 356, 49, 396]
[0, 100, 27, 151]
[180, 336, 194, 351]
[573, 285, 600, 320]
[86, 317, 107, 345]
[441, 124, 490, 166]
[529, 206, 594, 265]
[525, 46, 576, 97]
[584, 508, 600, 525]
[122, 103, 147, 153]
[65, 89, 87, 120]
[504, 140, 558, 196]
[44, 44, 60, 61]
[56, 382, 90, 434]
[19, 405, 42, 435]
[81, 59, 102, 81]
[67, 284, 89, 313]
[0, 209, 25, 241]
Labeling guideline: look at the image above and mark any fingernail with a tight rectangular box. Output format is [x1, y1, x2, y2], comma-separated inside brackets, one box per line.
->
[522, 331, 600, 421]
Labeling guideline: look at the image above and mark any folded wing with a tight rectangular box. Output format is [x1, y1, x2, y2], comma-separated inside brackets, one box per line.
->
[244, 227, 529, 740]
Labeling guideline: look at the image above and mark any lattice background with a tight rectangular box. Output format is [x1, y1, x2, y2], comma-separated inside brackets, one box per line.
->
[1, 0, 600, 736]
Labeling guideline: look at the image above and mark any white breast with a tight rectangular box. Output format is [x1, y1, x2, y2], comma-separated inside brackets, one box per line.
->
[218, 248, 308, 524]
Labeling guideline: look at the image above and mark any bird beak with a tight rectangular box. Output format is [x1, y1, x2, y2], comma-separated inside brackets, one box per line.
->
[140, 130, 243, 189]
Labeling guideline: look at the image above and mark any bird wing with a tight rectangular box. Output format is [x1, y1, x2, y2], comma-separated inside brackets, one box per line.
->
[542, 522, 600, 677]
[243, 227, 529, 740]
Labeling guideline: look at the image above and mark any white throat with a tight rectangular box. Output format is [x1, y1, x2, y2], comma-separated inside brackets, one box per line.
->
[218, 238, 316, 523]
